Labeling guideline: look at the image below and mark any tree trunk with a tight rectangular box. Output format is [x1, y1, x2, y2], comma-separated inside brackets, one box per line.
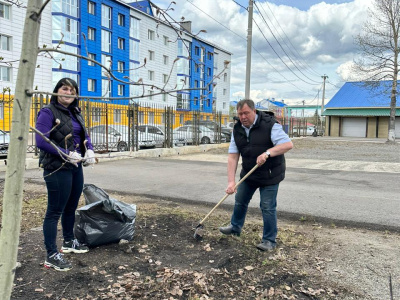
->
[0, 0, 43, 298]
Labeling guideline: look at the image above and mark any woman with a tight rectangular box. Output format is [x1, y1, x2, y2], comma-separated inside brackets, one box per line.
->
[35, 78, 96, 271]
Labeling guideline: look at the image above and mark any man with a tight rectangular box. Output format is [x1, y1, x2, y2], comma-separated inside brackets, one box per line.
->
[219, 99, 293, 251]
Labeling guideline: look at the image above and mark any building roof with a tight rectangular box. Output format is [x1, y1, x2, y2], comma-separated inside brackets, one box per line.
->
[323, 108, 400, 116]
[325, 81, 400, 109]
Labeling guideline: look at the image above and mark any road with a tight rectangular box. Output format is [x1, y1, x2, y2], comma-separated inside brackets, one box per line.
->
[23, 150, 400, 231]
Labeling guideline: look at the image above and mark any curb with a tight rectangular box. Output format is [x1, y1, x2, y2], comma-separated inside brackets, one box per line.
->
[0, 143, 229, 172]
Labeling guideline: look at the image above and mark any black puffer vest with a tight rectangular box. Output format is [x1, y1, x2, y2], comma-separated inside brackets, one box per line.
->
[233, 110, 286, 187]
[39, 103, 87, 170]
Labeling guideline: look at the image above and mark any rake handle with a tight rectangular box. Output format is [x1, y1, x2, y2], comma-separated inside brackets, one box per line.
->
[198, 163, 260, 225]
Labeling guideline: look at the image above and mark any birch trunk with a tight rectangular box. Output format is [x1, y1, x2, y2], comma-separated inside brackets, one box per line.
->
[0, 0, 43, 297]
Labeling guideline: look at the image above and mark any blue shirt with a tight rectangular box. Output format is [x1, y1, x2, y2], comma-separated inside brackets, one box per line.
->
[228, 114, 291, 154]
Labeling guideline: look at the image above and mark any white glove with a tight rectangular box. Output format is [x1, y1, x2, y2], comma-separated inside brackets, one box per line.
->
[83, 149, 96, 167]
[68, 151, 82, 167]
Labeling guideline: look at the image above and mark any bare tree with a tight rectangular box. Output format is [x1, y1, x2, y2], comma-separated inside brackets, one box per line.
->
[0, 0, 230, 297]
[353, 0, 400, 143]
[0, 0, 43, 298]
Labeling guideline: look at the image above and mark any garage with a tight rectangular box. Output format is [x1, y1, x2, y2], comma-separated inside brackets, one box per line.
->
[342, 117, 367, 137]
[396, 117, 400, 137]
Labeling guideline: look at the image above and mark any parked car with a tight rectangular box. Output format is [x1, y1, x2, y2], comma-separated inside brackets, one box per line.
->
[137, 124, 166, 148]
[292, 126, 316, 137]
[173, 125, 226, 145]
[0, 129, 10, 156]
[184, 120, 231, 142]
[90, 125, 156, 151]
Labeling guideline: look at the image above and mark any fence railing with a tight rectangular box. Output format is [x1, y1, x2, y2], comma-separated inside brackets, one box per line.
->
[0, 92, 231, 155]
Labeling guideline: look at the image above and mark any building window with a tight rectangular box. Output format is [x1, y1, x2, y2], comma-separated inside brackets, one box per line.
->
[130, 16, 139, 39]
[0, 35, 11, 51]
[101, 30, 111, 53]
[101, 4, 111, 28]
[194, 80, 198, 88]
[163, 55, 168, 65]
[102, 79, 111, 98]
[0, 66, 11, 81]
[101, 54, 112, 71]
[88, 79, 96, 91]
[118, 13, 125, 26]
[194, 97, 198, 106]
[223, 88, 226, 95]
[88, 53, 95, 66]
[208, 52, 213, 60]
[118, 37, 125, 50]
[148, 90, 154, 100]
[148, 50, 154, 61]
[114, 109, 122, 123]
[148, 29, 155, 40]
[148, 70, 154, 81]
[162, 93, 167, 102]
[163, 74, 168, 84]
[224, 73, 227, 82]
[88, 27, 95, 40]
[117, 61, 124, 73]
[117, 85, 124, 96]
[0, 2, 10, 19]
[163, 35, 169, 46]
[223, 102, 226, 109]
[88, 1, 95, 15]
[195, 46, 199, 56]
[207, 67, 211, 76]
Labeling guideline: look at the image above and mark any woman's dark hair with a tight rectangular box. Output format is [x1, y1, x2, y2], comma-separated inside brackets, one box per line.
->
[50, 78, 79, 104]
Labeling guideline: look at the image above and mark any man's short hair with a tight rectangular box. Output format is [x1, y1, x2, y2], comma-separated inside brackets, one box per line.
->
[237, 99, 255, 110]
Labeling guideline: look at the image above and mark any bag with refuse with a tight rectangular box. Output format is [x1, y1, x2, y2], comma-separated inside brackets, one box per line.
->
[74, 183, 136, 247]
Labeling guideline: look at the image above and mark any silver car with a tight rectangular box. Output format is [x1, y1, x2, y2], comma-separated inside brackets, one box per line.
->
[0, 129, 10, 156]
[90, 125, 156, 151]
[173, 125, 226, 145]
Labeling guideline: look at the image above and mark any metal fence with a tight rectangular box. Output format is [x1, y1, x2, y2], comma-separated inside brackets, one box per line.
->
[0, 92, 230, 155]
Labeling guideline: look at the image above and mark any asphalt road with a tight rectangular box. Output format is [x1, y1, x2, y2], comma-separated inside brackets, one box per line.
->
[23, 150, 400, 231]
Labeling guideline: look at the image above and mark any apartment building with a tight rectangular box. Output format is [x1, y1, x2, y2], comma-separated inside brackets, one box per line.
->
[0, 0, 53, 94]
[0, 0, 231, 116]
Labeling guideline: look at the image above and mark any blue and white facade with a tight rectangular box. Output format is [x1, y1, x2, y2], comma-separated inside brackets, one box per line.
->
[0, 0, 231, 115]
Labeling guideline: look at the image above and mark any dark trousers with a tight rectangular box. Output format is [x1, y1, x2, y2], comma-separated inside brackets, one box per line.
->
[43, 165, 84, 256]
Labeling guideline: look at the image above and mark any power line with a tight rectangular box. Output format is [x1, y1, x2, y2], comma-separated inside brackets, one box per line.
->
[253, 1, 321, 85]
[185, 0, 318, 96]
[262, 1, 321, 77]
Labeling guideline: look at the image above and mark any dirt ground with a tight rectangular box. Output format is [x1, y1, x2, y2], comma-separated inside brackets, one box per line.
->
[1, 179, 398, 300]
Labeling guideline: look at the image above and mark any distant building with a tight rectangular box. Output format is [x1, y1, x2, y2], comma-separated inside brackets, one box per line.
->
[0, 0, 231, 115]
[323, 81, 400, 138]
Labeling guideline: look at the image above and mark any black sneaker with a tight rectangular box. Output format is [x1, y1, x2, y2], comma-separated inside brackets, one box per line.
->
[44, 252, 72, 271]
[61, 239, 89, 254]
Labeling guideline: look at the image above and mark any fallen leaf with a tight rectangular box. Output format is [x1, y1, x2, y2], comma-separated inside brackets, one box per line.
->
[244, 266, 254, 271]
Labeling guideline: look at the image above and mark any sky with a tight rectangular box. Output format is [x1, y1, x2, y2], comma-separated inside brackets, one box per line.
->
[151, 0, 374, 109]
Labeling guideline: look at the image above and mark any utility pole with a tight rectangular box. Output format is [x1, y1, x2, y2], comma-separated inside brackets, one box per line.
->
[244, 0, 254, 99]
[321, 75, 328, 134]
[321, 75, 328, 116]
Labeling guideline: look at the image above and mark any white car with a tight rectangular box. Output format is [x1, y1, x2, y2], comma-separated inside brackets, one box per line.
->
[0, 129, 10, 156]
[173, 125, 226, 145]
[292, 126, 315, 137]
[90, 125, 156, 151]
[137, 124, 166, 148]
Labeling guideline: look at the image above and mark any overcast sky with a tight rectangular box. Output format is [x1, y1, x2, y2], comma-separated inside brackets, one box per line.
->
[152, 0, 373, 107]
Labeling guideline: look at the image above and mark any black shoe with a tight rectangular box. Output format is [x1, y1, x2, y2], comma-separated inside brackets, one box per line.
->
[61, 239, 89, 254]
[256, 240, 276, 251]
[44, 252, 72, 271]
[219, 225, 240, 236]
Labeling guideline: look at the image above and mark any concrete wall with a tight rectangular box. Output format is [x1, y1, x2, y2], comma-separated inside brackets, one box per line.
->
[377, 117, 389, 138]
[328, 116, 341, 137]
[367, 117, 377, 138]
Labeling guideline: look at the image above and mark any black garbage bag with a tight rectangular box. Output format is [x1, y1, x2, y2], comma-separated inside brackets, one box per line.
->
[74, 184, 136, 247]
